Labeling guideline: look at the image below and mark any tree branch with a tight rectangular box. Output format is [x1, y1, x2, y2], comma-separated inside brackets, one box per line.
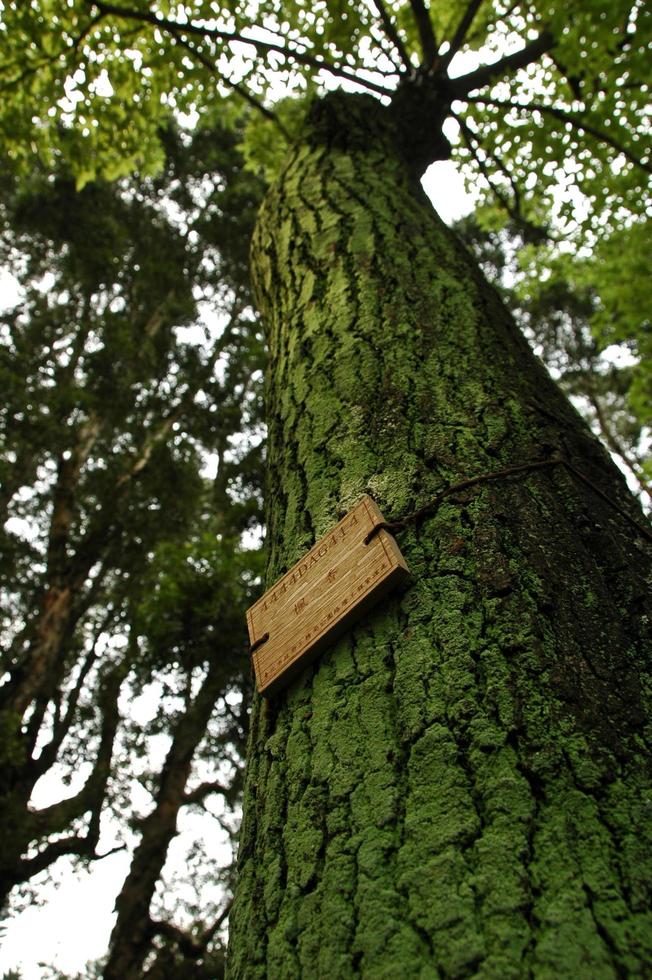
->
[466, 95, 652, 174]
[103, 657, 229, 980]
[441, 0, 485, 68]
[173, 34, 291, 140]
[46, 413, 102, 583]
[183, 778, 230, 806]
[549, 52, 583, 100]
[90, 0, 391, 96]
[30, 663, 124, 839]
[12, 836, 125, 888]
[582, 382, 651, 499]
[409, 0, 438, 68]
[148, 902, 233, 961]
[453, 111, 522, 223]
[448, 31, 554, 97]
[371, 0, 413, 71]
[150, 919, 204, 959]
[13, 836, 96, 882]
[33, 610, 114, 777]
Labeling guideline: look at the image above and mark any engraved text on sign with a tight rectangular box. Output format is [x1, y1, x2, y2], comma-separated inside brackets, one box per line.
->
[246, 496, 409, 696]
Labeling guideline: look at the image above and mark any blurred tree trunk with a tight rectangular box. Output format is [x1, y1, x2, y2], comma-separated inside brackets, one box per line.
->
[104, 659, 227, 980]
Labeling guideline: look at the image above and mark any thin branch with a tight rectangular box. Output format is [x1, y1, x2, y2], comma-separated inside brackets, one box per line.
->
[31, 647, 97, 775]
[30, 663, 123, 838]
[12, 835, 125, 887]
[173, 34, 291, 140]
[583, 384, 651, 499]
[201, 900, 232, 945]
[113, 320, 233, 490]
[549, 53, 583, 100]
[104, 658, 228, 980]
[113, 411, 179, 489]
[71, 11, 108, 56]
[92, 843, 128, 862]
[90, 0, 392, 96]
[34, 609, 114, 777]
[456, 110, 523, 212]
[498, 0, 523, 22]
[150, 901, 232, 958]
[364, 22, 407, 74]
[219, 696, 247, 732]
[183, 779, 230, 806]
[441, 0, 485, 68]
[150, 920, 203, 959]
[453, 110, 522, 222]
[371, 0, 413, 70]
[466, 94, 652, 173]
[448, 30, 554, 97]
[23, 693, 52, 764]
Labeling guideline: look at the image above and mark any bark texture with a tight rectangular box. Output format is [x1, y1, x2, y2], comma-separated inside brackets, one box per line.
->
[228, 93, 652, 978]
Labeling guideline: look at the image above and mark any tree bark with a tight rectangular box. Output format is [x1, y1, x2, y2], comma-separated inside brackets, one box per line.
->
[228, 93, 652, 978]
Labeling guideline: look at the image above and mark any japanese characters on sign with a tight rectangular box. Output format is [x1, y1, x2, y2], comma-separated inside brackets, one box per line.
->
[246, 496, 409, 696]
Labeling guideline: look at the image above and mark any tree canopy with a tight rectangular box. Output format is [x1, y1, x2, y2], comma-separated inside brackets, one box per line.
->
[0, 1, 649, 239]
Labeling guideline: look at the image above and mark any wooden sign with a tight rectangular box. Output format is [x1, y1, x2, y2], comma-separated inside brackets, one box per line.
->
[246, 496, 409, 696]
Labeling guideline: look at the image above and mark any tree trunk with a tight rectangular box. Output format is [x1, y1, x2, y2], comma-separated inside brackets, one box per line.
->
[228, 93, 652, 978]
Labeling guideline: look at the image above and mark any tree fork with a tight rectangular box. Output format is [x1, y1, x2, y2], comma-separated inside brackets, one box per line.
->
[228, 93, 652, 977]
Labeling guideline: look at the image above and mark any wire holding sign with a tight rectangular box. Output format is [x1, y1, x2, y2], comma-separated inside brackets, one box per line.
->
[246, 496, 409, 696]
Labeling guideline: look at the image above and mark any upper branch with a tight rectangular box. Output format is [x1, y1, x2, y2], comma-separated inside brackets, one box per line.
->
[173, 34, 291, 139]
[409, 0, 438, 68]
[441, 0, 485, 69]
[448, 31, 554, 97]
[467, 95, 652, 173]
[454, 111, 521, 222]
[371, 0, 413, 71]
[90, 0, 391, 95]
[183, 778, 231, 806]
[150, 920, 204, 960]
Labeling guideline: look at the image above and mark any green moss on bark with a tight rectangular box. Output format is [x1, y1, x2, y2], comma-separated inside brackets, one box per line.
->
[228, 93, 652, 979]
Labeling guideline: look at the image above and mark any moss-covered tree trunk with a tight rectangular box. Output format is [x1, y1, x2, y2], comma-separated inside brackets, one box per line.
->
[228, 94, 652, 979]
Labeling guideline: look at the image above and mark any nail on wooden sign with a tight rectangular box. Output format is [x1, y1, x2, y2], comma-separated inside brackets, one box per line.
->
[246, 496, 409, 696]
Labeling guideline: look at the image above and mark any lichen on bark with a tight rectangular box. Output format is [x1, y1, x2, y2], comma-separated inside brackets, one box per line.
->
[227, 92, 652, 979]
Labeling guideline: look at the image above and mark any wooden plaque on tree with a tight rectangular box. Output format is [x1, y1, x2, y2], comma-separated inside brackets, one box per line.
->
[246, 496, 409, 696]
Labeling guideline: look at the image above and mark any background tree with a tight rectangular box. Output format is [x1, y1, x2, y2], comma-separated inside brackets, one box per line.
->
[0, 1, 651, 977]
[0, 119, 265, 971]
[102, 531, 260, 979]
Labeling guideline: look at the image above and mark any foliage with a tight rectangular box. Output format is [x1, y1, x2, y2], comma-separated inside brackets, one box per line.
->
[0, 1, 648, 242]
[457, 213, 651, 499]
[518, 236, 650, 496]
